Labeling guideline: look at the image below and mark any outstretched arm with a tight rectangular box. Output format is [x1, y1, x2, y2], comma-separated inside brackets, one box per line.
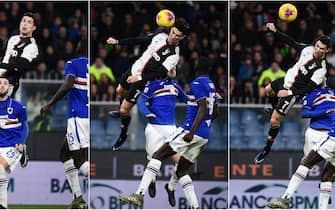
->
[107, 33, 155, 46]
[266, 23, 307, 51]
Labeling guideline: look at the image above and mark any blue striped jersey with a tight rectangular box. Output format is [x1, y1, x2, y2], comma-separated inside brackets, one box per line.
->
[138, 79, 188, 125]
[182, 75, 217, 139]
[65, 56, 88, 119]
[0, 97, 27, 147]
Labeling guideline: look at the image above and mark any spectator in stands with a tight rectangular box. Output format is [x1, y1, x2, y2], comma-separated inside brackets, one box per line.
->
[90, 57, 115, 84]
[257, 62, 286, 96]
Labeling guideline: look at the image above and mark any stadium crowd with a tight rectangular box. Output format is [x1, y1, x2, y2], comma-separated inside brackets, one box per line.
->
[0, 2, 87, 80]
[231, 2, 335, 104]
[90, 2, 227, 103]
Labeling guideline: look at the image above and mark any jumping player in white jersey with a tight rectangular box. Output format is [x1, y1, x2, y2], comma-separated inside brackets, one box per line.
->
[106, 19, 190, 151]
[0, 12, 39, 168]
[254, 22, 331, 164]
[267, 87, 335, 209]
[137, 78, 188, 206]
[0, 76, 28, 209]
[118, 57, 218, 208]
[40, 41, 88, 209]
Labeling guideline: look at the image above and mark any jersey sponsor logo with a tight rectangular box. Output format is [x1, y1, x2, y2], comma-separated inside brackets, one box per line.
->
[6, 149, 15, 158]
[162, 49, 170, 56]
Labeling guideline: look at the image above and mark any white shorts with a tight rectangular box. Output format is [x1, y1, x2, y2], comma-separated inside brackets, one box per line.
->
[0, 147, 21, 173]
[312, 135, 335, 166]
[166, 127, 208, 163]
[304, 128, 328, 158]
[145, 123, 177, 160]
[66, 117, 89, 151]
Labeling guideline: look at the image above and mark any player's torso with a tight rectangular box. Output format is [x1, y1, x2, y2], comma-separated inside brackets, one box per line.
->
[183, 76, 216, 139]
[0, 98, 24, 146]
[285, 46, 326, 89]
[305, 88, 335, 130]
[131, 33, 178, 75]
[146, 80, 179, 125]
[3, 35, 38, 64]
[67, 57, 88, 119]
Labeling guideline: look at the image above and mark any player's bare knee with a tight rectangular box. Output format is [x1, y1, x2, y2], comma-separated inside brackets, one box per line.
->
[116, 85, 127, 97]
[265, 85, 275, 97]
[119, 106, 130, 117]
[270, 117, 281, 127]
[176, 168, 187, 179]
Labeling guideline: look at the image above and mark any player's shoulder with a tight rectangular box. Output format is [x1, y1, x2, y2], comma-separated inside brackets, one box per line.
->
[66, 56, 88, 65]
[301, 45, 314, 54]
[8, 35, 20, 43]
[11, 99, 26, 110]
[152, 32, 168, 41]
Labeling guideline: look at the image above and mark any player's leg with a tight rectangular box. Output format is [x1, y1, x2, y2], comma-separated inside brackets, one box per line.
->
[118, 143, 176, 207]
[60, 141, 88, 209]
[164, 154, 180, 206]
[0, 157, 9, 208]
[267, 150, 324, 209]
[109, 69, 131, 118]
[0, 147, 22, 208]
[176, 156, 199, 209]
[112, 80, 145, 151]
[62, 117, 88, 209]
[255, 95, 297, 164]
[319, 162, 335, 209]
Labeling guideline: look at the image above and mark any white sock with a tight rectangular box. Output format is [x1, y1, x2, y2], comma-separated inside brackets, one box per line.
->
[79, 161, 89, 177]
[168, 165, 178, 191]
[136, 159, 161, 195]
[319, 182, 332, 209]
[63, 159, 82, 198]
[283, 165, 309, 199]
[179, 174, 199, 209]
[0, 165, 8, 208]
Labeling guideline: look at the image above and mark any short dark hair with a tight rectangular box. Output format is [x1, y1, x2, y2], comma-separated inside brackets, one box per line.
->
[174, 19, 190, 36]
[315, 35, 331, 48]
[195, 56, 211, 74]
[23, 12, 37, 26]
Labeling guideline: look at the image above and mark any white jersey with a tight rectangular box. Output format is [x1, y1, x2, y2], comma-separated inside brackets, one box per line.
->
[284, 46, 326, 90]
[3, 35, 38, 63]
[130, 33, 179, 75]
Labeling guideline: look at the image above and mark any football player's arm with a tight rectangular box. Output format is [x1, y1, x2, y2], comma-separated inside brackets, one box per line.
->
[183, 98, 207, 142]
[18, 106, 28, 144]
[175, 82, 188, 103]
[267, 23, 306, 51]
[107, 34, 155, 46]
[137, 94, 156, 118]
[40, 75, 74, 116]
[301, 106, 329, 118]
[212, 104, 218, 121]
[48, 75, 74, 106]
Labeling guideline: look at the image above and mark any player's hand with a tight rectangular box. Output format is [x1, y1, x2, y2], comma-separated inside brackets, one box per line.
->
[127, 75, 141, 83]
[183, 132, 194, 143]
[106, 37, 119, 45]
[277, 90, 289, 97]
[145, 113, 156, 118]
[266, 23, 277, 33]
[40, 104, 51, 117]
[15, 144, 24, 152]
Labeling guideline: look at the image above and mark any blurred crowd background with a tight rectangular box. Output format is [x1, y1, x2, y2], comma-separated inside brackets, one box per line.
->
[231, 1, 335, 104]
[90, 2, 227, 103]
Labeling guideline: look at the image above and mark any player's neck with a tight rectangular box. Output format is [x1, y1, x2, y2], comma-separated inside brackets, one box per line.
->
[19, 33, 32, 38]
[0, 95, 8, 101]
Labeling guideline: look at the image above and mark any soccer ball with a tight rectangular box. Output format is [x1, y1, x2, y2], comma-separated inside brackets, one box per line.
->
[278, 3, 297, 22]
[156, 9, 175, 27]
